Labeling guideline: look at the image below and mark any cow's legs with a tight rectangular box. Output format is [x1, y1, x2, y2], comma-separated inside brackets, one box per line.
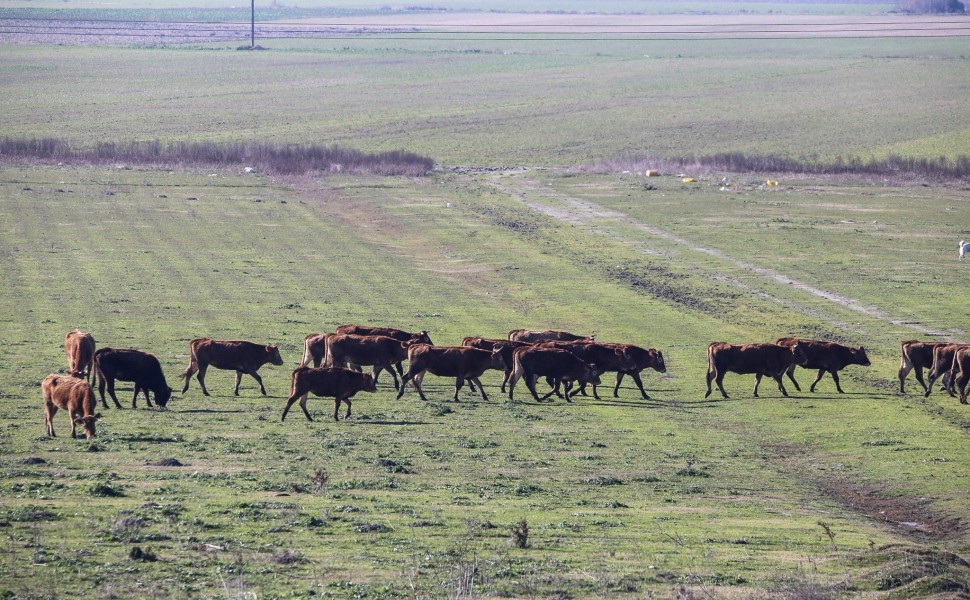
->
[809, 369, 828, 393]
[282, 392, 312, 422]
[753, 374, 763, 397]
[181, 364, 197, 393]
[333, 396, 350, 421]
[774, 374, 790, 397]
[471, 377, 488, 402]
[705, 368, 728, 399]
[103, 377, 124, 409]
[526, 372, 544, 403]
[197, 364, 210, 396]
[453, 377, 464, 402]
[500, 368, 512, 393]
[898, 359, 916, 393]
[247, 370, 267, 395]
[627, 371, 651, 400]
[45, 404, 57, 437]
[134, 384, 154, 408]
[412, 372, 430, 402]
[784, 365, 802, 392]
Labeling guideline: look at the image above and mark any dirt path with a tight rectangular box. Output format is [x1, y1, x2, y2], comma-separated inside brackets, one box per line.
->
[489, 174, 950, 339]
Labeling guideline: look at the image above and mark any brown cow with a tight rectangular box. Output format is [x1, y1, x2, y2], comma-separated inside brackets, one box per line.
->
[507, 329, 593, 343]
[898, 340, 947, 394]
[94, 347, 173, 408]
[924, 343, 970, 398]
[610, 344, 667, 399]
[41, 374, 101, 439]
[460, 336, 534, 393]
[951, 347, 970, 405]
[335, 325, 433, 376]
[776, 337, 870, 394]
[282, 367, 377, 422]
[181, 338, 283, 396]
[325, 334, 412, 390]
[300, 333, 333, 368]
[507, 345, 601, 403]
[705, 342, 796, 399]
[65, 329, 96, 382]
[535, 341, 632, 400]
[396, 344, 506, 402]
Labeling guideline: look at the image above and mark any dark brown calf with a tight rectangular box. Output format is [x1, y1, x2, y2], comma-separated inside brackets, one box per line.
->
[776, 337, 870, 394]
[535, 341, 629, 400]
[397, 344, 506, 402]
[94, 347, 173, 408]
[898, 340, 947, 394]
[282, 367, 377, 422]
[507, 329, 593, 343]
[181, 338, 284, 396]
[65, 329, 96, 382]
[508, 346, 601, 403]
[326, 334, 411, 390]
[610, 344, 667, 400]
[42, 374, 101, 439]
[705, 342, 795, 399]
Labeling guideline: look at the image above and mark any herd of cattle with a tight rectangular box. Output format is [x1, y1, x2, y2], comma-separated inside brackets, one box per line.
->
[41, 328, 969, 440]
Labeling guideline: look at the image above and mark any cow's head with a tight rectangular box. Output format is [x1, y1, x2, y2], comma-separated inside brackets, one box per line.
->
[268, 345, 285, 366]
[490, 347, 507, 370]
[584, 363, 602, 386]
[73, 412, 102, 439]
[155, 386, 173, 408]
[417, 330, 433, 345]
[855, 346, 871, 367]
[651, 350, 667, 373]
[791, 343, 810, 366]
[362, 373, 378, 393]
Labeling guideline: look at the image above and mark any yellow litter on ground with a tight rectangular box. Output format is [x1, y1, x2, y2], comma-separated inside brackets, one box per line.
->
[682, 177, 696, 183]
[766, 179, 779, 186]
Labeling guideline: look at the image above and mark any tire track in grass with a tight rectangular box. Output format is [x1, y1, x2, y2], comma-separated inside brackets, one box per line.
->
[489, 174, 949, 339]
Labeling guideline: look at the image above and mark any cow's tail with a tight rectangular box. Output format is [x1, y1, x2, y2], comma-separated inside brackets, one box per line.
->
[300, 335, 316, 368]
[92, 351, 106, 399]
[181, 339, 203, 380]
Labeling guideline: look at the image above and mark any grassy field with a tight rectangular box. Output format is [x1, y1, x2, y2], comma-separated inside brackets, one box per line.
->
[2, 34, 969, 165]
[0, 163, 968, 599]
[1, 4, 969, 597]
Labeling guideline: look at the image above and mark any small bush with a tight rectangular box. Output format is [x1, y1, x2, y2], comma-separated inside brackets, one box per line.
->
[510, 519, 529, 548]
[89, 482, 124, 497]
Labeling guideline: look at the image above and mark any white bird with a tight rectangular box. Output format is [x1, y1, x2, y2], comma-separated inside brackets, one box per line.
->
[960, 240, 970, 260]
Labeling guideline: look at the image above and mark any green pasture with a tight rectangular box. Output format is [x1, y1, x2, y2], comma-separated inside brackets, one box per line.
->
[0, 163, 968, 598]
[2, 33, 969, 165]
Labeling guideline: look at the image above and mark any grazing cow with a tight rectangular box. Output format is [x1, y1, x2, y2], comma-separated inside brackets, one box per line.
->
[94, 348, 173, 408]
[705, 342, 796, 399]
[300, 333, 333, 368]
[282, 367, 377, 422]
[898, 340, 948, 394]
[396, 344, 507, 402]
[960, 240, 970, 260]
[335, 325, 432, 376]
[460, 336, 534, 392]
[65, 329, 96, 382]
[41, 374, 101, 439]
[507, 345, 601, 403]
[507, 329, 593, 344]
[325, 334, 412, 390]
[924, 343, 970, 397]
[181, 339, 284, 396]
[776, 337, 871, 394]
[951, 346, 970, 404]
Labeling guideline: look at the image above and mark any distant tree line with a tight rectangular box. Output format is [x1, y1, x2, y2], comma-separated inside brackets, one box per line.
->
[896, 0, 966, 12]
[0, 137, 434, 177]
[589, 152, 970, 180]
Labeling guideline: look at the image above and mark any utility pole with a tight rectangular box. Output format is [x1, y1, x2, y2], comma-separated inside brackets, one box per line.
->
[251, 0, 255, 48]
